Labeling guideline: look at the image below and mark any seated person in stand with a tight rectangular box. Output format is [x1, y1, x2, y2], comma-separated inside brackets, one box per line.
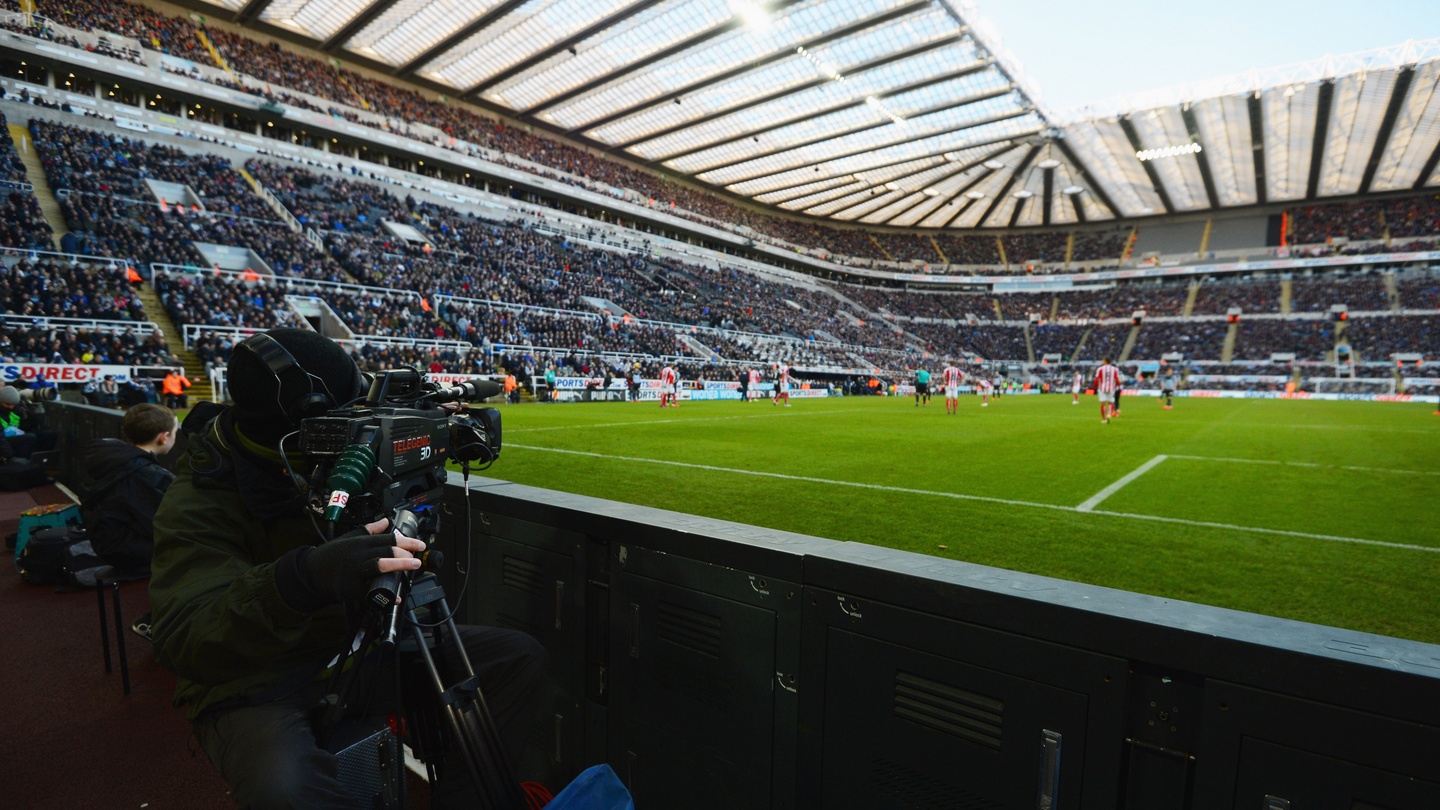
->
[149, 328, 547, 809]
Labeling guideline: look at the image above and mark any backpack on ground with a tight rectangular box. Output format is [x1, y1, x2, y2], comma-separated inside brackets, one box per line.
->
[16, 527, 111, 588]
[16, 526, 82, 586]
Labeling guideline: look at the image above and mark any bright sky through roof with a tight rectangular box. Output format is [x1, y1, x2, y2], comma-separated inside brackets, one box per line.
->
[972, 0, 1440, 112]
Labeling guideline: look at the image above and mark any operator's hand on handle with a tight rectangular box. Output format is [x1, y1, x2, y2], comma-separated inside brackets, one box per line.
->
[282, 518, 426, 610]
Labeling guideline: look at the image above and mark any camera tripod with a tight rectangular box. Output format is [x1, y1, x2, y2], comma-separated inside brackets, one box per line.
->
[320, 568, 529, 810]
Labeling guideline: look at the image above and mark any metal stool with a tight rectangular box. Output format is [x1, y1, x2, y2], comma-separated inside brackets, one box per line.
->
[95, 568, 148, 695]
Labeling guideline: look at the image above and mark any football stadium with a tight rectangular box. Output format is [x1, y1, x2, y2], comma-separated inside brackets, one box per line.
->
[1, 0, 1438, 806]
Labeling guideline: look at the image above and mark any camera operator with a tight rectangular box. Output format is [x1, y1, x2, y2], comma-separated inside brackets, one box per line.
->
[0, 384, 59, 463]
[148, 329, 547, 809]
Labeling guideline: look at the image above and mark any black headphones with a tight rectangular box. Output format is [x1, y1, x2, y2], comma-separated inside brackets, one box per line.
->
[234, 333, 337, 422]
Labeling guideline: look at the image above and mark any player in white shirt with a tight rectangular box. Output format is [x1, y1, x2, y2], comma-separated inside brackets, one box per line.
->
[1071, 370, 1083, 405]
[941, 364, 963, 415]
[746, 368, 761, 402]
[976, 374, 993, 407]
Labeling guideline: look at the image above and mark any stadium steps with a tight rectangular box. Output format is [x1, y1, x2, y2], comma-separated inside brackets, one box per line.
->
[1064, 234, 1074, 269]
[133, 282, 213, 403]
[195, 30, 231, 73]
[1048, 296, 1059, 322]
[995, 236, 1008, 269]
[866, 234, 892, 262]
[1118, 324, 1140, 363]
[1280, 279, 1293, 314]
[1384, 273, 1401, 311]
[929, 236, 947, 265]
[1022, 323, 1035, 363]
[237, 166, 303, 233]
[1198, 218, 1213, 256]
[337, 74, 372, 111]
[1221, 321, 1239, 363]
[1182, 282, 1199, 317]
[8, 123, 67, 250]
[1071, 327, 1093, 361]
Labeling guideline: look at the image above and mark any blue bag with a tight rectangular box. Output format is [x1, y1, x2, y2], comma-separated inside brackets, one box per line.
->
[544, 764, 634, 810]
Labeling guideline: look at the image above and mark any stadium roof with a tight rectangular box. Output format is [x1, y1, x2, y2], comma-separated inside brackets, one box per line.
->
[187, 0, 1440, 229]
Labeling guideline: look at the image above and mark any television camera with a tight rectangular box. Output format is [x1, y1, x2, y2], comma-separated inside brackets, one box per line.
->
[295, 369, 528, 809]
[298, 367, 502, 534]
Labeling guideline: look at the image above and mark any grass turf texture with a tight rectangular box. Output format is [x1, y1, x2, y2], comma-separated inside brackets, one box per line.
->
[476, 394, 1440, 644]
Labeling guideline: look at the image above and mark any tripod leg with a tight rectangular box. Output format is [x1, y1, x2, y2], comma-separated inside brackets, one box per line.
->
[403, 607, 528, 810]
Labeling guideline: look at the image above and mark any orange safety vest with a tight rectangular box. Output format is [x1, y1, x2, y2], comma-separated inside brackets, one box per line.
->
[503, 375, 517, 393]
[162, 373, 191, 396]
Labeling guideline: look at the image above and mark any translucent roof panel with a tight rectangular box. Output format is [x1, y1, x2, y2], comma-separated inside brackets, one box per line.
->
[1317, 69, 1398, 198]
[260, 0, 374, 41]
[691, 98, 1029, 186]
[604, 10, 981, 155]
[345, 0, 513, 68]
[415, 0, 635, 89]
[209, 2, 1439, 229]
[1191, 95, 1258, 207]
[1130, 107, 1208, 212]
[1369, 61, 1440, 193]
[1262, 83, 1319, 202]
[537, 0, 907, 132]
[726, 114, 1044, 197]
[491, 0, 730, 114]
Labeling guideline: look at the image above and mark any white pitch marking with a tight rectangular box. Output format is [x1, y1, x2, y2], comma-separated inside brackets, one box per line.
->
[1088, 510, 1438, 553]
[1167, 454, 1440, 477]
[507, 445, 1439, 553]
[1076, 455, 1169, 512]
[507, 444, 1079, 512]
[508, 407, 874, 434]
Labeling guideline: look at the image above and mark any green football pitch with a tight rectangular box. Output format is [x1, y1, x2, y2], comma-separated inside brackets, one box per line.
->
[481, 394, 1440, 644]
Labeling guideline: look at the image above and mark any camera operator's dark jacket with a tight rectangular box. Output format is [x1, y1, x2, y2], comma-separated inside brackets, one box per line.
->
[150, 411, 351, 721]
[83, 439, 174, 575]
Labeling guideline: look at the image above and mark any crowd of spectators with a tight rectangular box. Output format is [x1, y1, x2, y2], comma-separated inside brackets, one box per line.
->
[933, 233, 1002, 265]
[1192, 278, 1278, 315]
[1397, 274, 1440, 309]
[1, 257, 144, 321]
[12, 0, 1440, 279]
[0, 321, 169, 365]
[151, 270, 298, 331]
[1289, 273, 1389, 312]
[1343, 314, 1440, 359]
[1003, 231, 1068, 264]
[1379, 195, 1440, 239]
[1029, 324, 1087, 359]
[245, 159, 412, 234]
[1289, 200, 1385, 244]
[0, 113, 55, 249]
[1234, 319, 1334, 361]
[1070, 229, 1129, 263]
[1127, 320, 1228, 360]
[31, 120, 275, 220]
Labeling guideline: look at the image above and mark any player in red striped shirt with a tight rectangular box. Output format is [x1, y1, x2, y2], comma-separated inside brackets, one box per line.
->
[773, 363, 792, 407]
[941, 363, 963, 415]
[1093, 358, 1123, 424]
[659, 365, 679, 408]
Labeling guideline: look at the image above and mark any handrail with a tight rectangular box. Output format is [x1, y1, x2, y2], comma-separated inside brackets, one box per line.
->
[0, 244, 141, 270]
[53, 188, 288, 229]
[2, 313, 161, 335]
[150, 262, 423, 300]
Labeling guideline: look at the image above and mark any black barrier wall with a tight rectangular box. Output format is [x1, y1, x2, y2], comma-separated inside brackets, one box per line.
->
[444, 474, 1440, 810]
